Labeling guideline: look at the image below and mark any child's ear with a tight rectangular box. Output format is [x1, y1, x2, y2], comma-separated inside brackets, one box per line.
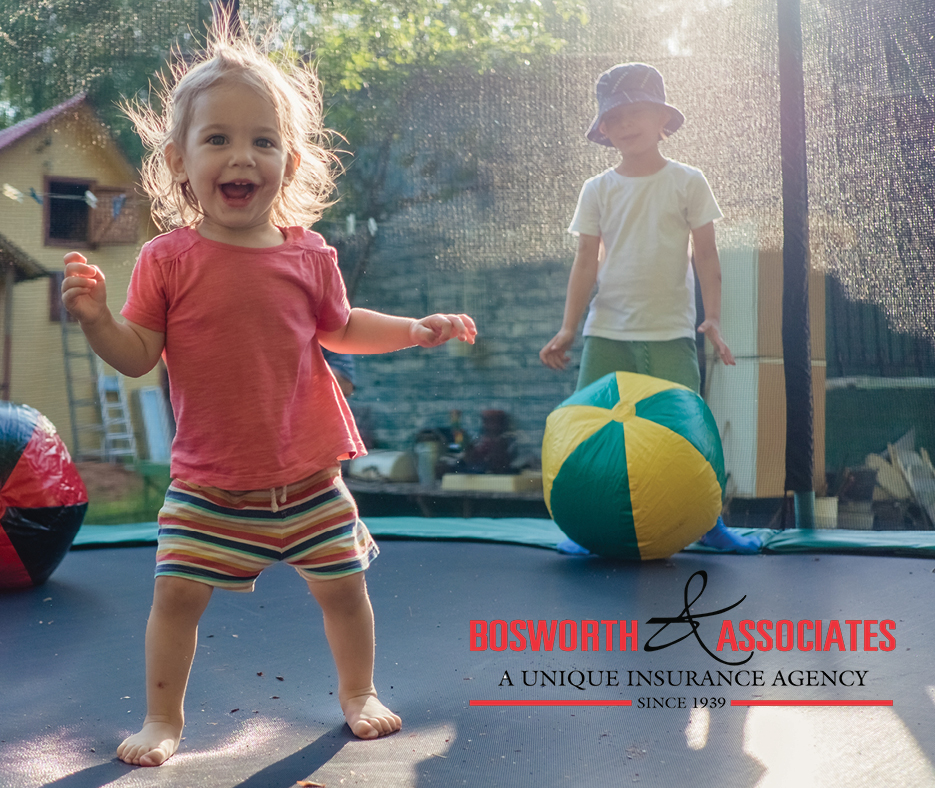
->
[283, 151, 300, 186]
[164, 141, 189, 184]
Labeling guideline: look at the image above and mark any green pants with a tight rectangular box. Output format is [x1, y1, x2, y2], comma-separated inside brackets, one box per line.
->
[576, 335, 701, 394]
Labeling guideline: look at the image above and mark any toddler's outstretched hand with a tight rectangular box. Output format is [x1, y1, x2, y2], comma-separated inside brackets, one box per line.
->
[698, 319, 736, 365]
[62, 252, 109, 326]
[410, 313, 477, 348]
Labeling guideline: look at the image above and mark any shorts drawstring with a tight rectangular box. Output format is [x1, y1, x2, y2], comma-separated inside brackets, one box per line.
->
[270, 486, 287, 513]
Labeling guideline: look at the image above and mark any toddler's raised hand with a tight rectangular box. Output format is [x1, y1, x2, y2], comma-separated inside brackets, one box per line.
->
[410, 313, 477, 348]
[62, 252, 109, 326]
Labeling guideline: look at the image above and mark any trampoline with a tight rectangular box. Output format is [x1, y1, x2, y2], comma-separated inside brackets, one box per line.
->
[3, 521, 935, 788]
[3, 0, 934, 783]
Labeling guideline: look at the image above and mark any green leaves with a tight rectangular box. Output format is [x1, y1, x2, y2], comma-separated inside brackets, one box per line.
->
[276, 0, 584, 228]
[0, 0, 213, 161]
[291, 0, 582, 92]
[0, 0, 585, 256]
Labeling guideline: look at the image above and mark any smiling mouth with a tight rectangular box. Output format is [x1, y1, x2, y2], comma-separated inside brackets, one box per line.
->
[220, 182, 256, 201]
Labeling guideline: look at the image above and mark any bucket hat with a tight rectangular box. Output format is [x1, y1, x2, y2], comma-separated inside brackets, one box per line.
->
[586, 63, 685, 146]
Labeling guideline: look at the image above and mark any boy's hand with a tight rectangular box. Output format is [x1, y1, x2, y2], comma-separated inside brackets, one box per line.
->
[540, 328, 576, 370]
[698, 319, 736, 365]
[62, 252, 109, 326]
[410, 313, 477, 348]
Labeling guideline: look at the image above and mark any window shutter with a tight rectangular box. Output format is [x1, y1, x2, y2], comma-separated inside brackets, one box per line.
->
[89, 187, 140, 245]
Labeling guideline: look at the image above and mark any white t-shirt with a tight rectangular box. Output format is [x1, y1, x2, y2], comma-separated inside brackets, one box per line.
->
[568, 160, 722, 342]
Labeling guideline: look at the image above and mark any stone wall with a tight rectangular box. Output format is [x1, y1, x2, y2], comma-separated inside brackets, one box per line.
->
[345, 231, 581, 464]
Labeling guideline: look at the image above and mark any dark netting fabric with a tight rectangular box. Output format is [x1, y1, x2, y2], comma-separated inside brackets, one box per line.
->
[2, 0, 933, 529]
[804, 0, 935, 342]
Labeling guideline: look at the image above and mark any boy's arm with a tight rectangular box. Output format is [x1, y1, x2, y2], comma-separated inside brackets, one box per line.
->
[540, 233, 600, 370]
[61, 253, 165, 378]
[318, 308, 476, 355]
[691, 222, 736, 365]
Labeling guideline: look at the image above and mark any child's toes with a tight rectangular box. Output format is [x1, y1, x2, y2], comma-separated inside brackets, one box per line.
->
[351, 711, 401, 738]
[116, 722, 180, 766]
[343, 695, 402, 739]
[350, 719, 381, 739]
[368, 710, 402, 736]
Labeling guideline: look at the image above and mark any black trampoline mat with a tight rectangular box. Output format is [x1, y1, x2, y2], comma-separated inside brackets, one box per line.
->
[2, 540, 934, 787]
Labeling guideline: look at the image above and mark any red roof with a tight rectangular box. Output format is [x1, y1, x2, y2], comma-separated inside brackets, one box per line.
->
[0, 93, 87, 153]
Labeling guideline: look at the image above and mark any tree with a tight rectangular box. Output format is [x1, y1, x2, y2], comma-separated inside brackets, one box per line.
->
[271, 0, 587, 296]
[0, 0, 213, 162]
[0, 0, 586, 294]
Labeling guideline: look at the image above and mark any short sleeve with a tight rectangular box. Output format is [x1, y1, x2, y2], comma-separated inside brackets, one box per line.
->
[686, 170, 724, 229]
[120, 242, 168, 332]
[568, 178, 602, 237]
[314, 246, 351, 333]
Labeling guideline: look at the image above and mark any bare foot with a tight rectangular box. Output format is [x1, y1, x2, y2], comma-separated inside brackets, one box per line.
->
[116, 720, 182, 766]
[341, 693, 401, 739]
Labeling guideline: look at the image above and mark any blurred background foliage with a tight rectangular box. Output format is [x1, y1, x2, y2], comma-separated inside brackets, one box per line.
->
[0, 0, 588, 296]
[0, 0, 587, 229]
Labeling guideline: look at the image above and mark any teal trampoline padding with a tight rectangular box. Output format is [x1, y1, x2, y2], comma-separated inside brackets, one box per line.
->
[74, 522, 159, 546]
[685, 527, 935, 557]
[367, 517, 566, 548]
[73, 519, 935, 557]
[72, 518, 567, 550]
[755, 528, 935, 558]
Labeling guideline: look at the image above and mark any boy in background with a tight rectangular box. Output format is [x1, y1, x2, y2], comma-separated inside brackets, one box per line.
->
[540, 62, 760, 554]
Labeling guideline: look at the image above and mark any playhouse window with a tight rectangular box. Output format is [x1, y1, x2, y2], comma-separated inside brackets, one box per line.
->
[44, 179, 139, 247]
[45, 178, 93, 247]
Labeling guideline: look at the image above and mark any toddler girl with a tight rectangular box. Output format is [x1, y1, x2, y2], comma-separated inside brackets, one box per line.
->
[62, 21, 475, 767]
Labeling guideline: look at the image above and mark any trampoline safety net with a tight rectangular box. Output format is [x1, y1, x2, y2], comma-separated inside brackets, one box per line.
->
[0, 0, 932, 532]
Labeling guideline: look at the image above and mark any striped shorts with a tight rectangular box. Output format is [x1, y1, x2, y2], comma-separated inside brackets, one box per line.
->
[155, 467, 379, 591]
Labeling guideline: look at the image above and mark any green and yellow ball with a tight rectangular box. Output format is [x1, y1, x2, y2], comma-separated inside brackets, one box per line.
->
[542, 372, 725, 560]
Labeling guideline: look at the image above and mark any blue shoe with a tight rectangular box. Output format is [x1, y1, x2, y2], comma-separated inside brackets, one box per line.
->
[698, 517, 762, 555]
[556, 537, 591, 556]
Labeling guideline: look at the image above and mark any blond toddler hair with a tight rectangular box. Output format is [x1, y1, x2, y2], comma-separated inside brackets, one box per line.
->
[128, 20, 335, 231]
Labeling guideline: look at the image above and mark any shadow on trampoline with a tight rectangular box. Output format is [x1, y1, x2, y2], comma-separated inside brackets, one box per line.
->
[226, 727, 349, 788]
[30, 725, 349, 788]
[5, 538, 935, 787]
[37, 762, 130, 788]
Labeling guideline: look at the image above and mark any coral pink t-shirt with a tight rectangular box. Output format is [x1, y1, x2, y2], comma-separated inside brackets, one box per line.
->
[121, 226, 365, 490]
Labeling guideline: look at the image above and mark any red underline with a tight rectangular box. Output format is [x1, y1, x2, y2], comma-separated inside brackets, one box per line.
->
[470, 699, 893, 708]
[731, 700, 893, 707]
[470, 700, 632, 707]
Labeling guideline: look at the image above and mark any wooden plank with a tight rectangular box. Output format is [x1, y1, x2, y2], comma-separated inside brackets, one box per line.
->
[890, 444, 935, 528]
[865, 453, 911, 500]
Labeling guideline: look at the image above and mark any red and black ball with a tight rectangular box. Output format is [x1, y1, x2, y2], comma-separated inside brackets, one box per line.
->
[0, 403, 88, 590]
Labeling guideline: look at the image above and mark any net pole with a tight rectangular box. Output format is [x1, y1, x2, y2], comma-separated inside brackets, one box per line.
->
[777, 0, 816, 527]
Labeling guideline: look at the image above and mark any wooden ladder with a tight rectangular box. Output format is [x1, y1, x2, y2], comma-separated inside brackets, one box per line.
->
[60, 310, 137, 463]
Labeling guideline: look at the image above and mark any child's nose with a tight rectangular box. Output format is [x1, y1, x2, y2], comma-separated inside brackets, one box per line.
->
[228, 144, 255, 166]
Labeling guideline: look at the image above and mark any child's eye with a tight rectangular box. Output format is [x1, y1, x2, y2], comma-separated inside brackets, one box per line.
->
[206, 135, 226, 145]
[255, 138, 275, 149]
